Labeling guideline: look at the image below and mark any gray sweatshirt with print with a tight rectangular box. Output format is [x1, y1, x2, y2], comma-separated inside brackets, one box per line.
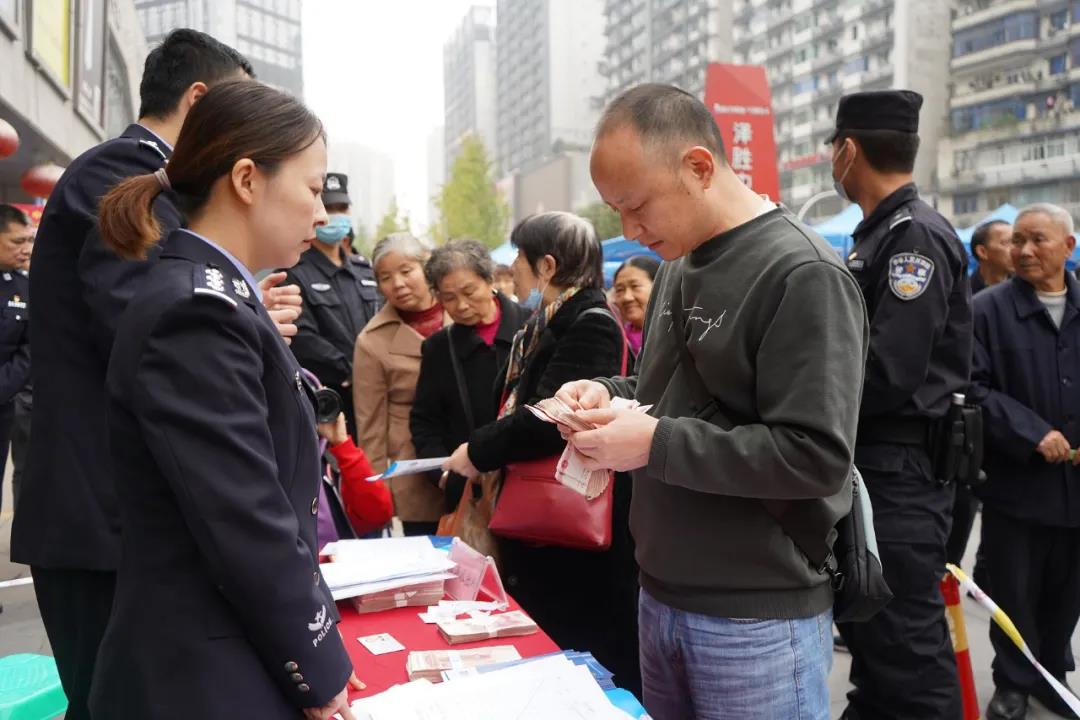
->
[599, 207, 869, 620]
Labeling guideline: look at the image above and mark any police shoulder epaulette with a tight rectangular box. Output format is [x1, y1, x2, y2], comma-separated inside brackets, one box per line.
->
[191, 264, 254, 308]
[889, 211, 913, 231]
[137, 138, 168, 163]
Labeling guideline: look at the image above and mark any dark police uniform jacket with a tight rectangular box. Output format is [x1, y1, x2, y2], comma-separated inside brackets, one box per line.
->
[89, 230, 352, 718]
[845, 183, 972, 428]
[283, 246, 379, 390]
[0, 269, 30, 406]
[11, 124, 181, 570]
[844, 183, 972, 546]
[971, 275, 1080, 527]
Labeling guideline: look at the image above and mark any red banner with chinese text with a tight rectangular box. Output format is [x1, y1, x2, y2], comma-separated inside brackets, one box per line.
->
[703, 64, 780, 201]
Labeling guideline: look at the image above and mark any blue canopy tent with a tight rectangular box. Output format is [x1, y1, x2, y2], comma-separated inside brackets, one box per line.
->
[809, 203, 863, 258]
[601, 236, 661, 287]
[956, 204, 1019, 245]
[490, 241, 517, 266]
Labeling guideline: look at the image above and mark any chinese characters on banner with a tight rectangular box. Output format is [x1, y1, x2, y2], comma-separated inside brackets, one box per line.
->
[703, 63, 780, 201]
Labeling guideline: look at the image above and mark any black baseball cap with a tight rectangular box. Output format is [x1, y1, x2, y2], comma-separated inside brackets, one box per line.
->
[825, 90, 923, 145]
[322, 172, 350, 207]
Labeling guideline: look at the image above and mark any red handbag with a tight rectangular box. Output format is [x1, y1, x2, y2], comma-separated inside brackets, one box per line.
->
[488, 306, 629, 551]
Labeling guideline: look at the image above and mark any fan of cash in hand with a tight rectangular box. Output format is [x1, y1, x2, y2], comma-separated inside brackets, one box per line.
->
[524, 396, 651, 500]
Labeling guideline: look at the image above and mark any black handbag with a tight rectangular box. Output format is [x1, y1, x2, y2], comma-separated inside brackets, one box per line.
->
[669, 272, 891, 623]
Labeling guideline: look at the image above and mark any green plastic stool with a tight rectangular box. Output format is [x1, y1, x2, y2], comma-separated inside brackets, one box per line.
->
[0, 654, 68, 720]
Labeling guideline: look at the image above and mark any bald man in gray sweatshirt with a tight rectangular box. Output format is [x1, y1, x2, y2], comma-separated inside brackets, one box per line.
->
[559, 84, 868, 720]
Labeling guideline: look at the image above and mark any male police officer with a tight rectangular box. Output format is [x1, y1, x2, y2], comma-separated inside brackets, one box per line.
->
[830, 90, 972, 720]
[0, 205, 32, 511]
[9, 31, 255, 720]
[283, 172, 379, 437]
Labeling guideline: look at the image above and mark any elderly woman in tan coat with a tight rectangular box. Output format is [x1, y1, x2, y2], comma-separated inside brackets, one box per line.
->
[353, 233, 449, 535]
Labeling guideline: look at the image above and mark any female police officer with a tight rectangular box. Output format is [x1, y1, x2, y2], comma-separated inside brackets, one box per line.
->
[89, 80, 356, 719]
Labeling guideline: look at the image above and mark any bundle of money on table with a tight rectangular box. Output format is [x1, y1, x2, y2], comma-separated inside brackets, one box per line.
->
[436, 610, 539, 645]
[525, 396, 651, 499]
[405, 646, 522, 682]
[349, 578, 445, 614]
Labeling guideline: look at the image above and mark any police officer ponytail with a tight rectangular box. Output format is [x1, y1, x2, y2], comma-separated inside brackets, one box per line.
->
[98, 79, 325, 261]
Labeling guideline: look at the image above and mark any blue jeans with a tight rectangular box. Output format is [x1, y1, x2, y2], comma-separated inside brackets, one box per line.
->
[639, 589, 833, 720]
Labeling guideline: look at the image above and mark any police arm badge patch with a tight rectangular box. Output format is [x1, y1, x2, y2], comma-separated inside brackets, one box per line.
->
[888, 252, 934, 301]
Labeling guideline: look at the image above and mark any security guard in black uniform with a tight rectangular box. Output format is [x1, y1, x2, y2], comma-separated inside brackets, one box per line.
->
[283, 172, 379, 438]
[0, 204, 32, 512]
[9, 30, 253, 720]
[830, 91, 972, 720]
[89, 81, 355, 719]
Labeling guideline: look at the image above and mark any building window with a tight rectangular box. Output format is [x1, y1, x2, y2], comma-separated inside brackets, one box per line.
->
[1050, 54, 1067, 75]
[1071, 82, 1080, 109]
[843, 55, 868, 75]
[953, 194, 978, 215]
[1050, 9, 1069, 30]
[951, 97, 1026, 132]
[953, 11, 1037, 57]
[1071, 37, 1080, 67]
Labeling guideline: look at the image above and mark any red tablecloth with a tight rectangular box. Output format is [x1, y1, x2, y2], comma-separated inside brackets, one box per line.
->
[337, 596, 561, 701]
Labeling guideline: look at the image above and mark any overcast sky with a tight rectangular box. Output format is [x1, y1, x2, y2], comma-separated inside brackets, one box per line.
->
[302, 0, 488, 231]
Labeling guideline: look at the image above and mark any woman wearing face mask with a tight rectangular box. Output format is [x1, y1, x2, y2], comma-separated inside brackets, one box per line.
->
[90, 81, 356, 720]
[611, 255, 659, 357]
[410, 239, 530, 514]
[353, 233, 448, 536]
[442, 212, 640, 696]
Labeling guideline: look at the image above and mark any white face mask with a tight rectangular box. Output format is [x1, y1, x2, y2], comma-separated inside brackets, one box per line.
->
[832, 142, 855, 203]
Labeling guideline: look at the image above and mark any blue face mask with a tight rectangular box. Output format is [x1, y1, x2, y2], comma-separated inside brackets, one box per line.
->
[315, 214, 351, 244]
[520, 278, 548, 312]
[521, 288, 542, 311]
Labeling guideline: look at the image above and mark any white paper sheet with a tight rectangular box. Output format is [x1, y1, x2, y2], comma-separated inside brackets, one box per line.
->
[366, 457, 449, 481]
[349, 655, 627, 720]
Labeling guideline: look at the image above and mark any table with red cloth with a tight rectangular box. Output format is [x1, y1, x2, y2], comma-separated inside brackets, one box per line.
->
[338, 595, 561, 702]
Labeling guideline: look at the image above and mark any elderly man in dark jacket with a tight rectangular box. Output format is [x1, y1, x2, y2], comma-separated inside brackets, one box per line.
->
[971, 202, 1080, 720]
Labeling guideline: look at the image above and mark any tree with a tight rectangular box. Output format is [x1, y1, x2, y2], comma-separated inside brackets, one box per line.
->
[374, 197, 411, 240]
[432, 134, 510, 249]
[575, 202, 622, 241]
[350, 221, 371, 255]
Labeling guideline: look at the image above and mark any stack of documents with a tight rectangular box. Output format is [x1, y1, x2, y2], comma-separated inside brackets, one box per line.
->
[319, 537, 456, 602]
[405, 646, 521, 682]
[350, 654, 629, 720]
[350, 579, 446, 614]
[440, 649, 616, 689]
[525, 396, 651, 499]
[436, 610, 538, 644]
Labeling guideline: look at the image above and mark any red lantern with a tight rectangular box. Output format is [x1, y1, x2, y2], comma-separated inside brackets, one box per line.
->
[20, 163, 65, 199]
[0, 118, 18, 159]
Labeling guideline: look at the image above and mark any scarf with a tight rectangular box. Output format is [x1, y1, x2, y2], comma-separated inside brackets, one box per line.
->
[499, 287, 581, 418]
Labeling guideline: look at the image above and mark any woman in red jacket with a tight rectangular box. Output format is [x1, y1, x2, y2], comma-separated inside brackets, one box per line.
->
[317, 412, 394, 546]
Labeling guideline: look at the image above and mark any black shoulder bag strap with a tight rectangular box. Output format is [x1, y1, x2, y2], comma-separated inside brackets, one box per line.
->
[447, 330, 475, 433]
[668, 266, 838, 576]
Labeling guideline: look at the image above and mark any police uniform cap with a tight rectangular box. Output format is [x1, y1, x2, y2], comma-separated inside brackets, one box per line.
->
[322, 173, 350, 207]
[825, 90, 923, 145]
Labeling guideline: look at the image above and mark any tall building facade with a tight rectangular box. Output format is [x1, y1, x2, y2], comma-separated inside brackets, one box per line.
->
[135, 0, 304, 97]
[0, 0, 147, 201]
[732, 0, 953, 221]
[600, 0, 733, 104]
[443, 5, 498, 175]
[326, 141, 395, 245]
[937, 0, 1080, 229]
[494, 0, 607, 177]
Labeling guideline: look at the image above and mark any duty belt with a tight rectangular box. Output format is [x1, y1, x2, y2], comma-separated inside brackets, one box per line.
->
[857, 417, 931, 446]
